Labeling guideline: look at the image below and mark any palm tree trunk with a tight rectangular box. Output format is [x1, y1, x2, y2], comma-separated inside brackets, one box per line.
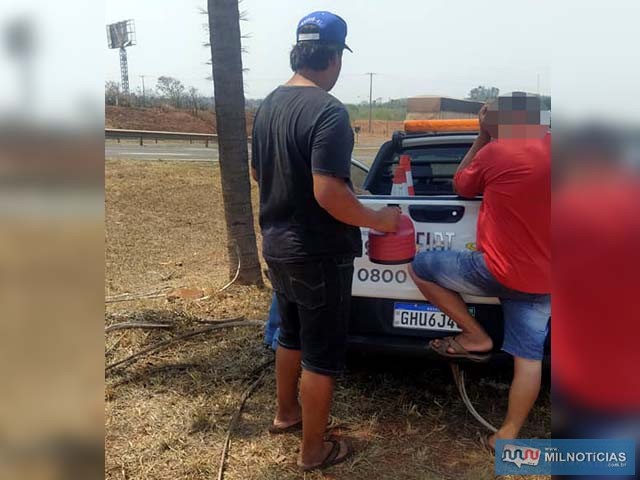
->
[207, 0, 262, 286]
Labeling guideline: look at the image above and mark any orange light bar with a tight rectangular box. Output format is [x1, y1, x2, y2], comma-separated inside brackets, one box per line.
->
[404, 118, 479, 133]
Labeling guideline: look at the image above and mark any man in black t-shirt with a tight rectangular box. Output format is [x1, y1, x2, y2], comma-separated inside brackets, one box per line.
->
[251, 11, 400, 472]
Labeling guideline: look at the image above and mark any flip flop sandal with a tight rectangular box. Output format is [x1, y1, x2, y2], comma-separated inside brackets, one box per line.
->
[429, 336, 490, 363]
[268, 420, 302, 435]
[300, 438, 353, 472]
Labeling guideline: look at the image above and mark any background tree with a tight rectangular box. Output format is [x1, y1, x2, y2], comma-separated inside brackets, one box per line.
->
[207, 0, 262, 285]
[188, 86, 201, 117]
[467, 85, 500, 102]
[156, 76, 185, 108]
[105, 81, 120, 106]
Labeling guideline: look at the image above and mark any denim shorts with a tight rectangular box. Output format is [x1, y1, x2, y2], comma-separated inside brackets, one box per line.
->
[267, 257, 355, 376]
[411, 250, 550, 361]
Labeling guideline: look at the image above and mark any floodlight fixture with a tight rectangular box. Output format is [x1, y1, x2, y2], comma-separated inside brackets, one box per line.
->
[106, 20, 136, 94]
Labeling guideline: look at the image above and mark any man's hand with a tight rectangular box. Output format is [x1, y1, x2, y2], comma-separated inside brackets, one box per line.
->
[453, 107, 493, 186]
[478, 104, 491, 140]
[371, 206, 401, 233]
[313, 174, 401, 230]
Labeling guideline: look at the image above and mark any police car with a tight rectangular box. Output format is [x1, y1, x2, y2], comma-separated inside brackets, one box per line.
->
[348, 123, 550, 358]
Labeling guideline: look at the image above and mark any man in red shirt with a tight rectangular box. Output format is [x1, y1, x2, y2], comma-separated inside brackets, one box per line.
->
[408, 92, 551, 449]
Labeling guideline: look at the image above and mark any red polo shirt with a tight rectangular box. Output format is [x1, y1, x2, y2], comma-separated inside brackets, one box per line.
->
[454, 134, 551, 293]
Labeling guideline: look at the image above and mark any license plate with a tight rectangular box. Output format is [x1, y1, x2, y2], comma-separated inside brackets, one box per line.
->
[393, 302, 473, 332]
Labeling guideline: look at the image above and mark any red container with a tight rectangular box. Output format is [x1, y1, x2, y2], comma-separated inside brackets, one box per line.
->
[368, 214, 416, 265]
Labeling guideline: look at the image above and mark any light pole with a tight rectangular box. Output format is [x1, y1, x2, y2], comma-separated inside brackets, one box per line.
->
[5, 16, 36, 111]
[107, 20, 136, 95]
[365, 72, 377, 133]
[140, 75, 146, 106]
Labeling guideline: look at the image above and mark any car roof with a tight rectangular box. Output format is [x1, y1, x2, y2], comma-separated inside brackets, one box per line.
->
[393, 131, 477, 149]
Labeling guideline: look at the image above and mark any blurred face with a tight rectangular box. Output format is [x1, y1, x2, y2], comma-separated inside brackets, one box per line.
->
[484, 102, 500, 138]
[486, 96, 548, 139]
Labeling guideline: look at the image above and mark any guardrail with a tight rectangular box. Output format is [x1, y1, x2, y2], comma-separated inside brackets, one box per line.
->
[105, 128, 219, 147]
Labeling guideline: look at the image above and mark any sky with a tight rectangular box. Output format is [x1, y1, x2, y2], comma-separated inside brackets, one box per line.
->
[104, 0, 552, 103]
[0, 0, 103, 124]
[0, 0, 638, 124]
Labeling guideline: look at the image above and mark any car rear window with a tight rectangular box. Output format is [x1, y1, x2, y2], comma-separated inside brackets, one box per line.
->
[350, 159, 369, 194]
[368, 144, 471, 195]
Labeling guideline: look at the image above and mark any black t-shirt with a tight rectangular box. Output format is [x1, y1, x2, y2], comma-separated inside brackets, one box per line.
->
[251, 85, 362, 262]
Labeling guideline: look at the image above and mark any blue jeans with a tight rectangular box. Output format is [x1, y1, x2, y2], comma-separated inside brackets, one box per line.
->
[411, 250, 550, 361]
[264, 293, 280, 351]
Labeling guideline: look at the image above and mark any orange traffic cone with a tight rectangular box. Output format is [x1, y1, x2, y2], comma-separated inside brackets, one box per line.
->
[399, 154, 415, 196]
[391, 166, 409, 196]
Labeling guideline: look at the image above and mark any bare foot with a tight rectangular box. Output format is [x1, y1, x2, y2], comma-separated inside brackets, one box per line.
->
[272, 406, 302, 430]
[488, 433, 497, 450]
[489, 430, 516, 450]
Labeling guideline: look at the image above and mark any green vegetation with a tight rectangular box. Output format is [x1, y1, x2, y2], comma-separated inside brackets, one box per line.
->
[345, 98, 407, 121]
[467, 85, 500, 102]
[466, 86, 551, 110]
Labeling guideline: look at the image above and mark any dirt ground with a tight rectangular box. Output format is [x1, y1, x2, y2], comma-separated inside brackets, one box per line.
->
[352, 120, 405, 138]
[105, 106, 401, 140]
[105, 159, 550, 479]
[107, 106, 245, 135]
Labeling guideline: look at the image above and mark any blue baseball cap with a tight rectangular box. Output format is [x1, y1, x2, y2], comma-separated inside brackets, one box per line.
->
[296, 11, 352, 52]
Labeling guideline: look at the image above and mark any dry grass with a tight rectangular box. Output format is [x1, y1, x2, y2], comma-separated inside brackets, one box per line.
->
[105, 159, 550, 479]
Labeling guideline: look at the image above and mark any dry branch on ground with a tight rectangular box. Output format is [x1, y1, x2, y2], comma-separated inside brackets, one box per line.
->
[105, 160, 550, 480]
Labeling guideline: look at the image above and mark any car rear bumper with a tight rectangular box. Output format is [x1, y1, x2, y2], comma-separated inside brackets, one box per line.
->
[346, 333, 551, 368]
[348, 296, 550, 359]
